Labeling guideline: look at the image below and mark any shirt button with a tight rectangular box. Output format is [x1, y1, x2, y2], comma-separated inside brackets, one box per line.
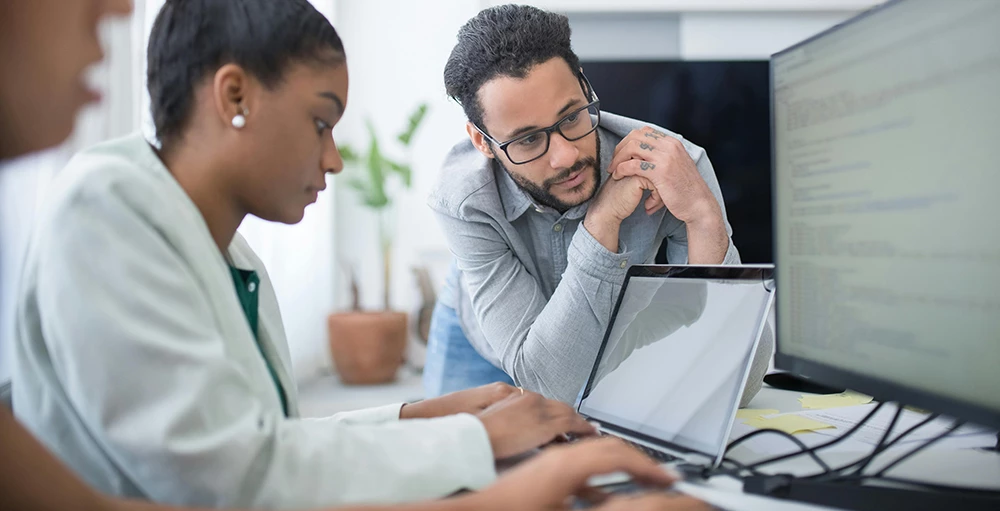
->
[619, 260, 628, 269]
[535, 207, 544, 213]
[553, 224, 563, 232]
[248, 282, 257, 293]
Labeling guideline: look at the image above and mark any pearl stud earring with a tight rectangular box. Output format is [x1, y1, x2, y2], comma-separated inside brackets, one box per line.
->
[232, 106, 249, 129]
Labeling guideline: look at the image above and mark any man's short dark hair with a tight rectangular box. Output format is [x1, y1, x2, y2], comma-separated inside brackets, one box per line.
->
[443, 4, 582, 130]
[147, 0, 345, 147]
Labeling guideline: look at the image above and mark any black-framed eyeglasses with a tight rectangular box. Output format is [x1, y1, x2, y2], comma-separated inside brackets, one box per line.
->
[475, 74, 601, 165]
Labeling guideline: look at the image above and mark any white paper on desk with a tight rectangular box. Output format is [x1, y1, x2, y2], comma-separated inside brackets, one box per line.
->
[729, 421, 871, 457]
[799, 404, 995, 446]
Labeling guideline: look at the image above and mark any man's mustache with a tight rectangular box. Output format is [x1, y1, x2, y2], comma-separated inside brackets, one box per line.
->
[544, 157, 598, 188]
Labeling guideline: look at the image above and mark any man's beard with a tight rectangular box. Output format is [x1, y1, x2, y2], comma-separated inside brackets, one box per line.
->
[494, 135, 602, 213]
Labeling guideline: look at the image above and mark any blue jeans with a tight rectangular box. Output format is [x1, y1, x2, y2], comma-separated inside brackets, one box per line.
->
[422, 302, 513, 398]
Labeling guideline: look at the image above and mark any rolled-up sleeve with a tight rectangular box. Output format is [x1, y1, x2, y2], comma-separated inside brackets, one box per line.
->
[436, 208, 633, 404]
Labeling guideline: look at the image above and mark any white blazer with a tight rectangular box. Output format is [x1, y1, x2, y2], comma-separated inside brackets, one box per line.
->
[12, 133, 495, 508]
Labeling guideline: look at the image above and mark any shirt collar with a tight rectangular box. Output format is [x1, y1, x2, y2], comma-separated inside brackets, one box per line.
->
[496, 159, 534, 221]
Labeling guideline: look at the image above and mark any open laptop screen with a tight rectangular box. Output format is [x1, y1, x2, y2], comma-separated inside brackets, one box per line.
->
[578, 267, 773, 458]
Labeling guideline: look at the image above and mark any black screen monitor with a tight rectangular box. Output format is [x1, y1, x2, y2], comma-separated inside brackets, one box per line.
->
[772, 0, 1000, 430]
[582, 60, 773, 264]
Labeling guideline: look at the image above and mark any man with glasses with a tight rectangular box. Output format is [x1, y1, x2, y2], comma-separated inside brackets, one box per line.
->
[425, 4, 767, 405]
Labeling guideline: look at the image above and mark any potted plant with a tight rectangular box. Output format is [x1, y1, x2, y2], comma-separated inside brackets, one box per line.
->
[327, 103, 428, 384]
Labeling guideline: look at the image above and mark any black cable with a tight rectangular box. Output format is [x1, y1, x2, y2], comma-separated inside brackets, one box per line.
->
[719, 411, 999, 500]
[827, 418, 964, 483]
[708, 456, 764, 478]
[849, 404, 904, 476]
[870, 419, 964, 478]
[809, 412, 939, 482]
[723, 427, 832, 473]
[719, 402, 957, 484]
[726, 401, 887, 475]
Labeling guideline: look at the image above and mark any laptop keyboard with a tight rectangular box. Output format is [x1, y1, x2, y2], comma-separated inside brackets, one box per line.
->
[631, 441, 680, 463]
[605, 433, 679, 463]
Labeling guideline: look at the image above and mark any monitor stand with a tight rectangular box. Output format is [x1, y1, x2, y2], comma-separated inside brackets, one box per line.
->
[763, 372, 846, 395]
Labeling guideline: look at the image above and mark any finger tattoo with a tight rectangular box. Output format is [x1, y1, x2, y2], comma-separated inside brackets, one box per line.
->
[640, 161, 655, 171]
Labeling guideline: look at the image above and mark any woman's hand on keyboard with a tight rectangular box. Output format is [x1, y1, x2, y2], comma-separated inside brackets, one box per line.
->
[469, 437, 710, 511]
[475, 389, 597, 459]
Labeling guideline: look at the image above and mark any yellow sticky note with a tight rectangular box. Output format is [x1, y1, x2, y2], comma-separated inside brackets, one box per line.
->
[742, 414, 835, 435]
[799, 391, 873, 410]
[736, 408, 779, 421]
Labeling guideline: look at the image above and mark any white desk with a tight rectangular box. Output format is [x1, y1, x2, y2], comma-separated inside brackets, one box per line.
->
[672, 386, 1000, 510]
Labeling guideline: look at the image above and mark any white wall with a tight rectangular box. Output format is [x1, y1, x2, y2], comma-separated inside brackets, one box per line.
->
[679, 11, 855, 59]
[568, 12, 681, 60]
[331, 0, 485, 313]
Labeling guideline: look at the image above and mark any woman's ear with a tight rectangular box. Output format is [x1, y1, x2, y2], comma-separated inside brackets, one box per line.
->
[466, 122, 495, 160]
[213, 63, 254, 130]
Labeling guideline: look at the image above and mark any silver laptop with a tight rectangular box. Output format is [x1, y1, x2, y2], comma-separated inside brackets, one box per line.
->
[575, 264, 775, 470]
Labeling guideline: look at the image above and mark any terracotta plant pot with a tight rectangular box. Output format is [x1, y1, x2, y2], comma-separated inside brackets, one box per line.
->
[327, 311, 407, 384]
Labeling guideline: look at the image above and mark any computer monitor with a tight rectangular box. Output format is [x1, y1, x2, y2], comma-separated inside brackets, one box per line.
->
[772, 0, 1000, 430]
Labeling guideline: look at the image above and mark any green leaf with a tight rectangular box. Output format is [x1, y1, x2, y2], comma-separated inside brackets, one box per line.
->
[338, 144, 360, 163]
[346, 177, 369, 194]
[385, 160, 412, 188]
[342, 107, 426, 210]
[397, 103, 429, 146]
[365, 120, 389, 209]
[363, 195, 390, 209]
[365, 195, 391, 209]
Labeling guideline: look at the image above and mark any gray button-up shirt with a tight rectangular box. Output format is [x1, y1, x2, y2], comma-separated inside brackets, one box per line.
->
[429, 112, 768, 404]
